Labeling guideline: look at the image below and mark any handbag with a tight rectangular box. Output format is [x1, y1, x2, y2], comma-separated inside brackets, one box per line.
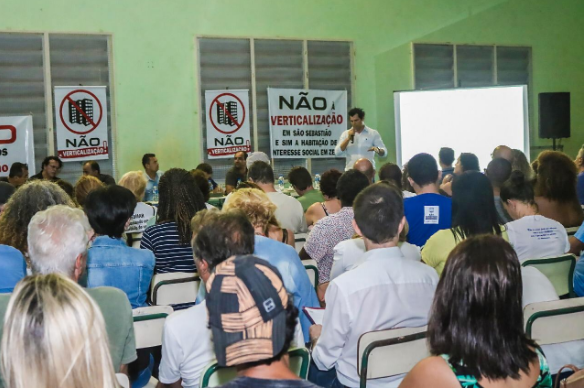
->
[555, 365, 584, 388]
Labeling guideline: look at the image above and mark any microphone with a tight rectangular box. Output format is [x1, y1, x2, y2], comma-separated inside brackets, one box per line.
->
[349, 133, 354, 144]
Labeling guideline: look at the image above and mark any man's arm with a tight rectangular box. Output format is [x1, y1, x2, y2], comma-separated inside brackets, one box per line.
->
[368, 130, 387, 157]
[334, 130, 352, 156]
[569, 236, 584, 255]
[157, 379, 182, 388]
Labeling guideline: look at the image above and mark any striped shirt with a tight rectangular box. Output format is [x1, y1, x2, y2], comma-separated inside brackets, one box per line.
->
[140, 222, 196, 274]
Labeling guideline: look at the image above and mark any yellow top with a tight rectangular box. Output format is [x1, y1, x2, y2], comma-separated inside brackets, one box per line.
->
[422, 227, 509, 275]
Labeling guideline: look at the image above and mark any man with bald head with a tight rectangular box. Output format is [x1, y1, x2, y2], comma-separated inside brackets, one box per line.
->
[353, 158, 375, 184]
[492, 145, 513, 162]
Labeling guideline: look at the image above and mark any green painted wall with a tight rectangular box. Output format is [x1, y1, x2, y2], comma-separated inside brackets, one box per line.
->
[1, 0, 583, 174]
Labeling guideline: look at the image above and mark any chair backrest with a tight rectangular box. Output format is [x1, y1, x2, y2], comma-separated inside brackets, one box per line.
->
[116, 373, 130, 388]
[357, 326, 428, 388]
[150, 272, 200, 306]
[199, 347, 310, 388]
[295, 232, 308, 253]
[133, 305, 174, 349]
[566, 226, 579, 236]
[524, 297, 584, 344]
[126, 232, 143, 249]
[301, 259, 318, 289]
[522, 254, 576, 297]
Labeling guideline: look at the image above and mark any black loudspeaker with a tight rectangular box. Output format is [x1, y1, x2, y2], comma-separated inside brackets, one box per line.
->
[539, 92, 570, 139]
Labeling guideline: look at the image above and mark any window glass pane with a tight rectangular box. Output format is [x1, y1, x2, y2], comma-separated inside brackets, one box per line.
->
[456, 45, 494, 87]
[414, 44, 455, 90]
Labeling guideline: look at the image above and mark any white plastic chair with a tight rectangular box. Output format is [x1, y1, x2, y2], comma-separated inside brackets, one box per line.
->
[301, 259, 318, 289]
[150, 272, 200, 306]
[133, 305, 174, 349]
[524, 297, 584, 344]
[116, 373, 130, 388]
[295, 232, 308, 253]
[357, 326, 429, 388]
[522, 254, 577, 297]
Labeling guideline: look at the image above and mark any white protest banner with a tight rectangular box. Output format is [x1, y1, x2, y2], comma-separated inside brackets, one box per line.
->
[268, 88, 347, 159]
[0, 116, 36, 175]
[54, 86, 109, 162]
[205, 90, 252, 159]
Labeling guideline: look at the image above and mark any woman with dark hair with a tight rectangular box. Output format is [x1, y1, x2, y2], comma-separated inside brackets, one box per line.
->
[501, 170, 569, 263]
[401, 235, 551, 388]
[140, 168, 206, 274]
[423, 171, 505, 275]
[533, 150, 583, 227]
[440, 152, 480, 196]
[305, 168, 343, 227]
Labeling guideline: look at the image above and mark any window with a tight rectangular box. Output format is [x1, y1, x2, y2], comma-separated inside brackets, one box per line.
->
[0, 32, 115, 183]
[198, 37, 352, 180]
[413, 43, 530, 91]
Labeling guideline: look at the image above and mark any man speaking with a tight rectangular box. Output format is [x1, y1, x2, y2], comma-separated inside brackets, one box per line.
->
[334, 107, 387, 170]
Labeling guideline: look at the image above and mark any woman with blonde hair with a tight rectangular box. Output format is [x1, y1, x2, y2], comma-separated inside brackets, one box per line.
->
[223, 187, 295, 246]
[118, 170, 157, 235]
[74, 174, 104, 207]
[1, 273, 117, 388]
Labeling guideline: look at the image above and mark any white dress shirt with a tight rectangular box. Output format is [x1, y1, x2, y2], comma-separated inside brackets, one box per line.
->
[334, 125, 387, 170]
[330, 238, 422, 281]
[312, 246, 438, 387]
[267, 192, 307, 233]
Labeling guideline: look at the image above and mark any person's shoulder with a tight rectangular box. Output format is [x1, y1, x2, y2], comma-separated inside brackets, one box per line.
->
[401, 355, 458, 388]
[86, 286, 132, 310]
[166, 301, 208, 330]
[128, 246, 156, 263]
[0, 244, 24, 259]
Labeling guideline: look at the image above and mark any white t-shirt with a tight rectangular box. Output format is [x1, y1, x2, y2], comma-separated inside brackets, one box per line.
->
[267, 192, 307, 233]
[330, 237, 422, 280]
[159, 300, 214, 387]
[522, 266, 584, 373]
[403, 190, 416, 199]
[125, 202, 157, 234]
[505, 215, 569, 263]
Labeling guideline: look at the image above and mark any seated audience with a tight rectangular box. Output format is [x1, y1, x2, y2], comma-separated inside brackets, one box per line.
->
[379, 162, 415, 198]
[224, 151, 247, 195]
[29, 156, 62, 182]
[195, 162, 222, 193]
[74, 174, 104, 207]
[301, 169, 369, 300]
[439, 147, 455, 180]
[225, 188, 294, 246]
[423, 171, 504, 275]
[118, 170, 156, 235]
[158, 210, 251, 388]
[190, 169, 216, 210]
[248, 161, 306, 233]
[85, 185, 155, 309]
[141, 168, 206, 274]
[142, 153, 163, 202]
[0, 182, 15, 213]
[206, 255, 317, 388]
[353, 157, 375, 183]
[310, 182, 438, 387]
[0, 181, 74, 261]
[400, 235, 552, 388]
[486, 157, 513, 223]
[330, 214, 421, 280]
[3, 162, 28, 188]
[82, 160, 116, 185]
[512, 148, 535, 180]
[440, 152, 480, 196]
[575, 144, 584, 205]
[55, 179, 74, 199]
[223, 189, 318, 341]
[305, 168, 342, 227]
[532, 150, 583, 227]
[0, 205, 136, 373]
[492, 144, 513, 161]
[403, 153, 452, 246]
[288, 166, 324, 212]
[1, 274, 117, 387]
[501, 171, 569, 263]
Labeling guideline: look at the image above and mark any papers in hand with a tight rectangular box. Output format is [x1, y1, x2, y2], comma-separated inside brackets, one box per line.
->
[303, 306, 325, 325]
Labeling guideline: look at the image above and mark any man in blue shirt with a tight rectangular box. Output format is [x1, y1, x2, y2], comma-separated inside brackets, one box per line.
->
[404, 153, 452, 247]
[439, 147, 455, 180]
[142, 153, 163, 202]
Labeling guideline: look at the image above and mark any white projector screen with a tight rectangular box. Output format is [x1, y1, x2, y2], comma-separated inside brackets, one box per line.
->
[394, 85, 529, 170]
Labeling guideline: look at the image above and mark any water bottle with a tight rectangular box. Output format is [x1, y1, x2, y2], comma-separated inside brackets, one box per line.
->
[278, 175, 285, 192]
[236, 178, 242, 188]
[208, 179, 213, 192]
[314, 174, 321, 190]
[152, 185, 159, 202]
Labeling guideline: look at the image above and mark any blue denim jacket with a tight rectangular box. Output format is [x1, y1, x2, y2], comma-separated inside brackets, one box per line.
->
[87, 236, 155, 309]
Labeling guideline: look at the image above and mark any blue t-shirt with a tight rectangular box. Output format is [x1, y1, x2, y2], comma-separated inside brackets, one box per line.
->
[577, 172, 584, 205]
[573, 222, 584, 297]
[404, 193, 452, 247]
[0, 245, 26, 293]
